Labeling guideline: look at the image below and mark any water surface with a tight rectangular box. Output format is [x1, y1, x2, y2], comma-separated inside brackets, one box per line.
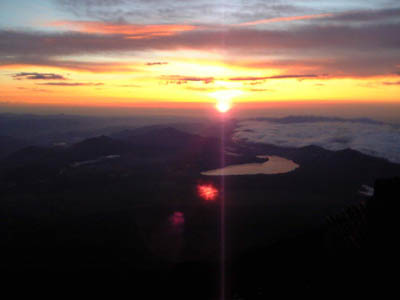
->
[201, 155, 299, 176]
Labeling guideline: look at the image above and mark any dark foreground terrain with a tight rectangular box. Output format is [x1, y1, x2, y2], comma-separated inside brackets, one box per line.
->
[1, 117, 399, 298]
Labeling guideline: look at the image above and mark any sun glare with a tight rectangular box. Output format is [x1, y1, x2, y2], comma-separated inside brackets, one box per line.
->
[216, 100, 231, 113]
[211, 90, 242, 113]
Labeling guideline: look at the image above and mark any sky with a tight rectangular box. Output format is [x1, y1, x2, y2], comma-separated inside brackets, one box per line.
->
[0, 0, 400, 113]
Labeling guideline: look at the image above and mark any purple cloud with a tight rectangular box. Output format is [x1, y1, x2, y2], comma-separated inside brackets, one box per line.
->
[13, 72, 66, 80]
[229, 74, 319, 81]
[161, 75, 214, 84]
[146, 62, 168, 66]
[36, 82, 104, 86]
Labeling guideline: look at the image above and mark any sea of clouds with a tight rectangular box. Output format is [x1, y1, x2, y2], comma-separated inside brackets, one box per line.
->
[233, 116, 400, 164]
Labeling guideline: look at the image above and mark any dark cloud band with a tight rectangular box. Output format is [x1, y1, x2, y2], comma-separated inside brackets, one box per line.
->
[13, 72, 66, 80]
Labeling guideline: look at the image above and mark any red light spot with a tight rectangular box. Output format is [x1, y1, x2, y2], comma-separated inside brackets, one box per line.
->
[169, 211, 185, 226]
[197, 184, 218, 201]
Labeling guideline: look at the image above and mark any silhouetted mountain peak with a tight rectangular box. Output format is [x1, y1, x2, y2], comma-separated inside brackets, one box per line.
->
[116, 126, 195, 140]
[136, 126, 193, 138]
[74, 135, 114, 147]
[115, 126, 207, 149]
[299, 145, 326, 152]
[71, 136, 130, 160]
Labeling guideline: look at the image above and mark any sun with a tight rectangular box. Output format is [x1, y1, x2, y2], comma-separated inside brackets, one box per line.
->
[210, 90, 242, 113]
[216, 99, 231, 113]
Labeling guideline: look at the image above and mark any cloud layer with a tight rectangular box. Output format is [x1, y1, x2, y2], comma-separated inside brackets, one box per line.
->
[233, 117, 400, 163]
[1, 7, 400, 77]
[1, 4, 400, 78]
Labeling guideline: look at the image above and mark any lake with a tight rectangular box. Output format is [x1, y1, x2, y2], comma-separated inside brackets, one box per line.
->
[201, 155, 299, 176]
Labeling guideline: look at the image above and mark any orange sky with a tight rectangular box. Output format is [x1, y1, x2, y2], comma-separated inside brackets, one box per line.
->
[1, 0, 399, 111]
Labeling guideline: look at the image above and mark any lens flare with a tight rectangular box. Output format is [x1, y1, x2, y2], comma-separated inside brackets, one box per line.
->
[197, 184, 218, 201]
[169, 211, 185, 226]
